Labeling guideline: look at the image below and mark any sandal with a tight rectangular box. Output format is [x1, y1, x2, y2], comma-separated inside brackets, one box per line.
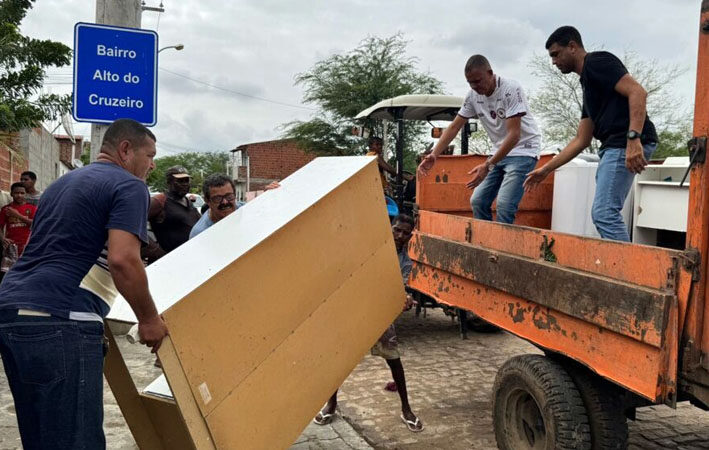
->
[313, 408, 335, 425]
[400, 414, 424, 432]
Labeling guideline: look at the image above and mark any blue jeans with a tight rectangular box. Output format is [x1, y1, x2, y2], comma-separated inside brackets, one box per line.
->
[592, 143, 657, 242]
[0, 309, 106, 450]
[471, 156, 538, 224]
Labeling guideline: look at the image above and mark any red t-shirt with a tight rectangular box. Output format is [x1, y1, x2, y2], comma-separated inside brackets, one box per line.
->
[0, 202, 37, 255]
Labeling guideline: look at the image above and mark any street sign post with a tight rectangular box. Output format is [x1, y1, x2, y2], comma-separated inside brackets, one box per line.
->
[73, 22, 158, 126]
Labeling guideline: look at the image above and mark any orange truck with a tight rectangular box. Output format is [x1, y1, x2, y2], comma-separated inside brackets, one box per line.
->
[358, 5, 709, 448]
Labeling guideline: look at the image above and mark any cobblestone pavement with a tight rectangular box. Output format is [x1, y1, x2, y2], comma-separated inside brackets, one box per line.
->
[0, 335, 370, 450]
[332, 308, 709, 450]
[2, 309, 709, 449]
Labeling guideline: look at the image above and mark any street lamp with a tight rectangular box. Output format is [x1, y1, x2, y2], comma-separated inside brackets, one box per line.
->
[158, 44, 184, 53]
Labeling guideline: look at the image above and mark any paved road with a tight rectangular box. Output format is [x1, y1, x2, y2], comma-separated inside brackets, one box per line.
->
[1, 308, 709, 449]
[334, 308, 709, 450]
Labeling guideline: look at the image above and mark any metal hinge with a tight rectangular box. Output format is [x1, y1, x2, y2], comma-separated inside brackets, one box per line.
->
[680, 248, 702, 282]
[680, 137, 707, 187]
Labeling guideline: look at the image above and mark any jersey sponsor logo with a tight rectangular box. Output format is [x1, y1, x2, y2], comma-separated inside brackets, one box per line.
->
[489, 110, 497, 119]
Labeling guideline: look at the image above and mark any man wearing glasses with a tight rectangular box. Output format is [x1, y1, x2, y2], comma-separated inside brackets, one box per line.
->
[149, 166, 201, 253]
[189, 174, 279, 239]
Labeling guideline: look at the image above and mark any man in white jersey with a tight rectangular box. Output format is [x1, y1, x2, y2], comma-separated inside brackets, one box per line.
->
[418, 55, 541, 223]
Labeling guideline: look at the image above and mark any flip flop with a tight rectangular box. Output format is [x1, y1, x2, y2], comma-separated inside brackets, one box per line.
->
[313, 409, 335, 425]
[400, 414, 424, 432]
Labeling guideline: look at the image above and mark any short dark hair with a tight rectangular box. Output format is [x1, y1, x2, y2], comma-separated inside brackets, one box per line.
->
[464, 54, 491, 73]
[20, 171, 36, 181]
[545, 26, 584, 50]
[10, 182, 25, 193]
[393, 214, 415, 229]
[202, 174, 235, 200]
[101, 118, 156, 152]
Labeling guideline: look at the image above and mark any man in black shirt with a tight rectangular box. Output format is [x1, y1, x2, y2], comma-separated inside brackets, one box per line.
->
[149, 166, 201, 255]
[524, 26, 658, 242]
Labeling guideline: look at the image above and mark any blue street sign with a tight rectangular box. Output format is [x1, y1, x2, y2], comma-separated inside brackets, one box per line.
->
[72, 22, 158, 126]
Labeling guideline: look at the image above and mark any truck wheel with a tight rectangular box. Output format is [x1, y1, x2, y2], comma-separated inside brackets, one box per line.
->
[493, 355, 591, 450]
[568, 367, 628, 450]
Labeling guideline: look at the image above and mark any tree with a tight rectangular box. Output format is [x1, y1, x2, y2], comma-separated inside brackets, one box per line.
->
[528, 51, 690, 156]
[0, 0, 72, 132]
[147, 152, 230, 193]
[282, 34, 444, 171]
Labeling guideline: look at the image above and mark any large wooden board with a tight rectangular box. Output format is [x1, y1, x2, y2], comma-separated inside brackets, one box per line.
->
[108, 157, 405, 449]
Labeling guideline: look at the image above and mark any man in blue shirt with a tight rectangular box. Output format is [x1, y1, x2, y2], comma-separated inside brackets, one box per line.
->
[0, 118, 168, 449]
[190, 174, 278, 239]
[190, 174, 244, 239]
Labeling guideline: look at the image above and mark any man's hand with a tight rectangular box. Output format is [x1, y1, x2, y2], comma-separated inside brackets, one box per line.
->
[138, 315, 168, 353]
[264, 181, 280, 190]
[403, 293, 416, 312]
[466, 164, 489, 189]
[625, 139, 648, 174]
[417, 154, 437, 177]
[524, 166, 551, 192]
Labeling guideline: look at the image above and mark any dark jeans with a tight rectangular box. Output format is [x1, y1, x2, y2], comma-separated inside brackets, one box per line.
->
[0, 309, 106, 449]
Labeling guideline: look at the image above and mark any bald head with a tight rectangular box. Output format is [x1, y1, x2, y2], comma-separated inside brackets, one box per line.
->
[464, 54, 491, 74]
[100, 118, 156, 154]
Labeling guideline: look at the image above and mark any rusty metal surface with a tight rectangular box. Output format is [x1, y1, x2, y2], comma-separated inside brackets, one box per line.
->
[415, 154, 554, 228]
[410, 233, 674, 347]
[418, 211, 682, 291]
[408, 264, 667, 402]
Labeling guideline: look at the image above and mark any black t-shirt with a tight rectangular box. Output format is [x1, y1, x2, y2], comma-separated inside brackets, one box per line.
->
[151, 193, 201, 253]
[580, 51, 658, 149]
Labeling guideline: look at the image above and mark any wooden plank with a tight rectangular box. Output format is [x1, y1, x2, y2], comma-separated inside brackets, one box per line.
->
[103, 324, 165, 450]
[410, 233, 673, 347]
[204, 242, 405, 449]
[162, 161, 394, 418]
[140, 394, 195, 450]
[409, 264, 666, 402]
[157, 336, 216, 450]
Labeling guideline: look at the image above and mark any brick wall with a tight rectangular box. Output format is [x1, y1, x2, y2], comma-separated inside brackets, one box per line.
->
[235, 139, 316, 189]
[0, 133, 29, 192]
[55, 135, 84, 168]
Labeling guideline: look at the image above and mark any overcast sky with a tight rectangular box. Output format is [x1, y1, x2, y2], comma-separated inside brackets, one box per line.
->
[24, 0, 701, 157]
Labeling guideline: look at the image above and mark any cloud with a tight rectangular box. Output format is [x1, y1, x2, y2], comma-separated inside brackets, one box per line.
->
[20, 0, 700, 152]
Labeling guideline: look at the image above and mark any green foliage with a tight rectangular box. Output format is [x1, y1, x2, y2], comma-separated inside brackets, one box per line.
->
[653, 126, 691, 160]
[80, 142, 90, 166]
[0, 0, 72, 132]
[282, 34, 445, 170]
[528, 51, 689, 152]
[146, 151, 230, 194]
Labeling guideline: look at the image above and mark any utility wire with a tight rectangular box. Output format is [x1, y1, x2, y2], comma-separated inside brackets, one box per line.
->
[159, 68, 317, 111]
[43, 69, 317, 112]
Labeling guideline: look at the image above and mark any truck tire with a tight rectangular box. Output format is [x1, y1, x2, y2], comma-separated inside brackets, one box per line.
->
[567, 367, 628, 450]
[493, 355, 591, 450]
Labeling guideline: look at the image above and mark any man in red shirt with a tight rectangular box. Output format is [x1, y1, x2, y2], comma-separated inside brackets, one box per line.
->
[0, 182, 37, 256]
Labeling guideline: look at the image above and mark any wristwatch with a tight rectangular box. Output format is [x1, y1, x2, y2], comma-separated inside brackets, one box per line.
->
[485, 158, 495, 170]
[627, 130, 641, 140]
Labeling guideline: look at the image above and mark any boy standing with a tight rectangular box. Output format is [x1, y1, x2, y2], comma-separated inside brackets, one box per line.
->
[0, 182, 36, 256]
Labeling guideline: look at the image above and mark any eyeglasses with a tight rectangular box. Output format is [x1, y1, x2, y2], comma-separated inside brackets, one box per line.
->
[210, 194, 236, 204]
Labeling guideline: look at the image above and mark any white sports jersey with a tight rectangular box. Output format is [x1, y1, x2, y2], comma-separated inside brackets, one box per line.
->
[458, 76, 541, 159]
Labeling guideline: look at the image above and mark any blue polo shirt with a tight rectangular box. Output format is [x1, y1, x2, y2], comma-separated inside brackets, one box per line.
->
[0, 162, 149, 319]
